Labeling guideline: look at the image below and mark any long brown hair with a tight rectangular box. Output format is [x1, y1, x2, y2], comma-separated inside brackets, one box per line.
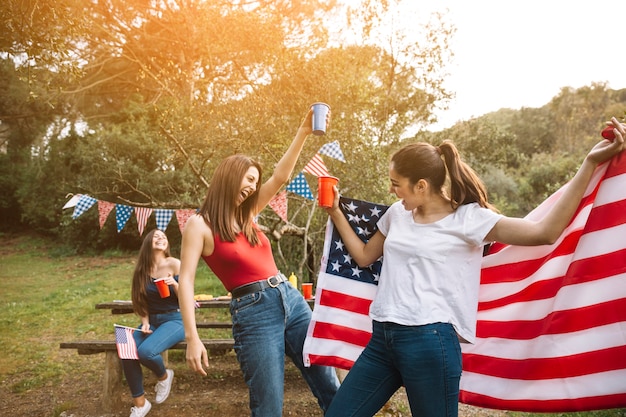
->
[131, 229, 172, 317]
[391, 141, 497, 211]
[199, 154, 263, 245]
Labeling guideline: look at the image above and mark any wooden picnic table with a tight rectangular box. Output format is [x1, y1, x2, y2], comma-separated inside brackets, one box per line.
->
[64, 297, 316, 411]
[96, 297, 315, 315]
[96, 298, 233, 314]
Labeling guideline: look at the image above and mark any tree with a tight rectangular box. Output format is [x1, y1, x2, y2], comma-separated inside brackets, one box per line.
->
[549, 83, 613, 155]
[1, 0, 455, 270]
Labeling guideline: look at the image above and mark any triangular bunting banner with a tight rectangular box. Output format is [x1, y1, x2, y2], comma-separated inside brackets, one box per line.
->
[135, 207, 153, 236]
[303, 154, 330, 177]
[72, 195, 97, 219]
[269, 190, 288, 222]
[154, 209, 174, 231]
[318, 141, 346, 162]
[286, 172, 314, 200]
[63, 194, 82, 209]
[97, 201, 115, 229]
[175, 209, 196, 234]
[115, 204, 134, 233]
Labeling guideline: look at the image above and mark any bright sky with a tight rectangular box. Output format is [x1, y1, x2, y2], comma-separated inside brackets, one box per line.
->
[346, 0, 626, 131]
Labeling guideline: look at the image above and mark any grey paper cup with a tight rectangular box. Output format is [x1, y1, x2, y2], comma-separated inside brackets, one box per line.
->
[311, 102, 330, 136]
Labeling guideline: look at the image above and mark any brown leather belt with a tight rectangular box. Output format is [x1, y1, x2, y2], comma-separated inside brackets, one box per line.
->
[231, 273, 287, 299]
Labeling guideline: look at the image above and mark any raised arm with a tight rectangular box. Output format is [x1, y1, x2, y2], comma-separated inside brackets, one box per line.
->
[256, 108, 316, 211]
[325, 187, 385, 267]
[487, 117, 625, 246]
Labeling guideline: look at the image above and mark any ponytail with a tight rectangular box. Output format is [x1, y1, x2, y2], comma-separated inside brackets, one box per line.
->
[439, 140, 496, 211]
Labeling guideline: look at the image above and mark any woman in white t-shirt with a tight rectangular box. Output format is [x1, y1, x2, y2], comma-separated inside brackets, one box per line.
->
[323, 117, 625, 417]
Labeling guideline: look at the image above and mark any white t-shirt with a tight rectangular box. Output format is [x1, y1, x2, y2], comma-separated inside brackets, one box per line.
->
[371, 201, 502, 343]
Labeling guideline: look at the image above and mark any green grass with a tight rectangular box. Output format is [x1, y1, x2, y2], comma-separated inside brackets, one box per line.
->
[2, 233, 626, 417]
[0, 232, 230, 394]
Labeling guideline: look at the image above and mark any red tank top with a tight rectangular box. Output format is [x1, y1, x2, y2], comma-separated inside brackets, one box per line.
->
[201, 228, 278, 291]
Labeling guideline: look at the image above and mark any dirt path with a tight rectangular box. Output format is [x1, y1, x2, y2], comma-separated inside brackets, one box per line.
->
[2, 349, 509, 417]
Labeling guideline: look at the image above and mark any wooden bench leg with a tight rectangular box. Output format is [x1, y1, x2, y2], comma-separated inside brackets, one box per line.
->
[103, 351, 124, 412]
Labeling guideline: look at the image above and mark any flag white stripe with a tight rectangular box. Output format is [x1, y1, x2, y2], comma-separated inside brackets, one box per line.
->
[594, 172, 626, 206]
[461, 368, 626, 401]
[316, 273, 378, 300]
[463, 322, 626, 359]
[308, 305, 373, 333]
[304, 338, 367, 365]
[573, 223, 626, 260]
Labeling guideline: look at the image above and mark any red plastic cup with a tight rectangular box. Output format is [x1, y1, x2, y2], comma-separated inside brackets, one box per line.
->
[154, 278, 170, 298]
[318, 176, 339, 208]
[311, 102, 330, 136]
[602, 126, 616, 141]
[302, 283, 313, 299]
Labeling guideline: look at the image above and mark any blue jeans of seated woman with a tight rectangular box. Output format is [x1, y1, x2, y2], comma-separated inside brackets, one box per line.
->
[325, 321, 462, 417]
[230, 281, 340, 417]
[121, 311, 185, 398]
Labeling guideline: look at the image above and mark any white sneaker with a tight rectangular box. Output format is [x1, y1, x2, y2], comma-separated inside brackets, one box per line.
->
[129, 399, 151, 417]
[154, 369, 174, 404]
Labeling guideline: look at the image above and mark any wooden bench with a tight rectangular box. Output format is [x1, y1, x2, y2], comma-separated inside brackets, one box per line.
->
[60, 339, 234, 412]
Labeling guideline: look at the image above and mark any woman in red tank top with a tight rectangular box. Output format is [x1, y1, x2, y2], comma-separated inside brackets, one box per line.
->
[178, 106, 339, 416]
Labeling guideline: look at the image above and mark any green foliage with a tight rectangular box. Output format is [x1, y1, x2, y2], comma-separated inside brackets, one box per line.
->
[515, 152, 581, 215]
[2, 0, 626, 268]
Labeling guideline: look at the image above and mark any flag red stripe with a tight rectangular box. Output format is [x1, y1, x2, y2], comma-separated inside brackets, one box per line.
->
[460, 391, 626, 413]
[318, 289, 372, 315]
[583, 199, 626, 232]
[306, 354, 355, 370]
[477, 298, 626, 339]
[464, 345, 626, 379]
[312, 321, 372, 347]
[566, 248, 626, 280]
[606, 153, 626, 178]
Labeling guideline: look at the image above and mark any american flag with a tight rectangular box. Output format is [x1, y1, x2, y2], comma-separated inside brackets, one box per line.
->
[303, 153, 330, 177]
[303, 154, 626, 412]
[114, 324, 139, 360]
[135, 207, 153, 235]
[303, 197, 388, 369]
[460, 153, 626, 411]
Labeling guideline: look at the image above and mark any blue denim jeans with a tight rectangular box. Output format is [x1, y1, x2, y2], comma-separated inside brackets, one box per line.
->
[121, 311, 185, 398]
[326, 321, 462, 417]
[230, 281, 340, 416]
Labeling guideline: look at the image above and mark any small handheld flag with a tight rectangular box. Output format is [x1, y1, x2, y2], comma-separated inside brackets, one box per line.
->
[114, 324, 139, 360]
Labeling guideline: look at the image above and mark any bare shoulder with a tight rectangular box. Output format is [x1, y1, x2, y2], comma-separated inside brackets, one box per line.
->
[166, 256, 181, 270]
[184, 213, 210, 231]
[182, 213, 215, 256]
